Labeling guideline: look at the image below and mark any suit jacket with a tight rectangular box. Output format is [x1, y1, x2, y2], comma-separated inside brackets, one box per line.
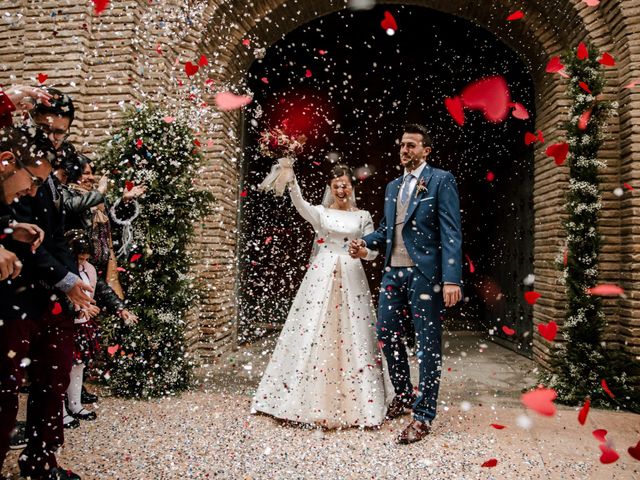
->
[362, 164, 463, 285]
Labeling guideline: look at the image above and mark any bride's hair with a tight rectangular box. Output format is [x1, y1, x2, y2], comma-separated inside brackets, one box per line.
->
[327, 163, 353, 185]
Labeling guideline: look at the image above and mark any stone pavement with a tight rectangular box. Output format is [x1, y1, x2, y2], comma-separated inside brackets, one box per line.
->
[3, 331, 639, 479]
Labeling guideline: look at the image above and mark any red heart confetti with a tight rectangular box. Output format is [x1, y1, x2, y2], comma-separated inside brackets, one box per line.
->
[93, 0, 109, 15]
[130, 253, 142, 263]
[465, 254, 475, 273]
[578, 109, 592, 130]
[502, 326, 516, 336]
[510, 102, 530, 120]
[599, 52, 615, 66]
[318, 49, 327, 55]
[578, 398, 591, 425]
[537, 321, 558, 342]
[599, 444, 619, 464]
[578, 81, 592, 94]
[316, 238, 325, 244]
[546, 56, 565, 73]
[240, 190, 247, 197]
[125, 181, 134, 191]
[242, 38, 250, 46]
[486, 171, 495, 182]
[593, 429, 608, 443]
[601, 378, 615, 398]
[264, 236, 272, 245]
[305, 69, 312, 78]
[490, 424, 506, 429]
[37, 73, 48, 84]
[521, 387, 557, 416]
[135, 138, 143, 149]
[624, 79, 639, 89]
[628, 441, 640, 461]
[380, 11, 397, 33]
[461, 75, 511, 123]
[198, 54, 208, 67]
[481, 458, 498, 468]
[587, 284, 624, 296]
[156, 43, 163, 55]
[163, 116, 175, 123]
[107, 344, 120, 356]
[444, 96, 465, 126]
[260, 77, 269, 84]
[524, 291, 542, 305]
[506, 10, 524, 21]
[51, 302, 62, 315]
[623, 183, 634, 191]
[184, 61, 199, 77]
[215, 91, 252, 111]
[545, 142, 569, 166]
[577, 42, 589, 60]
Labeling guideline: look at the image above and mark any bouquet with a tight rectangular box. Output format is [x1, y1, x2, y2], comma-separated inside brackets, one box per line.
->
[257, 127, 307, 196]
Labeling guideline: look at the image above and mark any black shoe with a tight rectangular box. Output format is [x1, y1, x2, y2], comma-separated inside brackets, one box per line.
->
[81, 387, 98, 404]
[9, 420, 27, 450]
[71, 408, 97, 421]
[63, 415, 80, 429]
[46, 467, 81, 480]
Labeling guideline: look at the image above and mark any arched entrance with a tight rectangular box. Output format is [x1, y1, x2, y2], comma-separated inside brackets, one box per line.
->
[237, 5, 535, 354]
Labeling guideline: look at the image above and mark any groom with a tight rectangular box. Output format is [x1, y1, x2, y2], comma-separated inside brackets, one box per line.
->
[350, 123, 462, 444]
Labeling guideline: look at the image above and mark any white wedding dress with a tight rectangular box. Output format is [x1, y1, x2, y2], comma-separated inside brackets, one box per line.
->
[252, 179, 389, 428]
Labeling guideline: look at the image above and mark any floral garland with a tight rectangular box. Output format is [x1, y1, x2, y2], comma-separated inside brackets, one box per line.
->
[542, 42, 639, 410]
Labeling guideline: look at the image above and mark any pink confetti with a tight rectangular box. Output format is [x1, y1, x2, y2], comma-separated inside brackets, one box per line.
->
[214, 92, 252, 111]
[521, 387, 557, 416]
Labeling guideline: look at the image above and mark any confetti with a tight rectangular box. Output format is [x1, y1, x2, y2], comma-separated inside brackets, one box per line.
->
[599, 52, 615, 66]
[37, 73, 48, 84]
[444, 96, 465, 126]
[577, 42, 589, 60]
[506, 10, 524, 21]
[600, 378, 615, 399]
[184, 61, 199, 77]
[490, 424, 506, 429]
[521, 387, 557, 416]
[578, 398, 591, 425]
[214, 92, 252, 111]
[93, 0, 109, 15]
[501, 326, 515, 336]
[628, 441, 640, 461]
[198, 54, 208, 67]
[130, 253, 142, 263]
[125, 180, 134, 191]
[51, 302, 62, 315]
[587, 284, 624, 296]
[460, 75, 511, 123]
[524, 291, 541, 305]
[537, 321, 557, 342]
[599, 444, 619, 464]
[481, 458, 498, 467]
[380, 11, 397, 34]
[545, 142, 569, 166]
[107, 344, 120, 356]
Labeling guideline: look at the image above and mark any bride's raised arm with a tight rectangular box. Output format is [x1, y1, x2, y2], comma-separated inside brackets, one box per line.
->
[288, 177, 322, 230]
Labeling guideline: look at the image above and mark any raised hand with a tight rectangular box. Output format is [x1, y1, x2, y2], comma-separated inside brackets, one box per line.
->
[122, 184, 146, 202]
[5, 85, 52, 111]
[66, 279, 96, 310]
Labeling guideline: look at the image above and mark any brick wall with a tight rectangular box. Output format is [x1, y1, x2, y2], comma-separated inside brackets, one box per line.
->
[1, 0, 638, 370]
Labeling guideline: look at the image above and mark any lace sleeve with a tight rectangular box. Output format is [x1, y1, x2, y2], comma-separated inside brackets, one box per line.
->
[289, 178, 322, 230]
[361, 211, 379, 261]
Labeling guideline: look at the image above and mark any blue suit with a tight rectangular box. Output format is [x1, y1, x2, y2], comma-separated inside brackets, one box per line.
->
[363, 163, 462, 423]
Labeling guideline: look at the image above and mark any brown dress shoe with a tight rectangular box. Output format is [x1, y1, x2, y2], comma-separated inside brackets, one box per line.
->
[397, 419, 431, 444]
[385, 395, 415, 420]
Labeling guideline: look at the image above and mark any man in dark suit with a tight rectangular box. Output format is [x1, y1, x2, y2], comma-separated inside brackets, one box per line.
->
[350, 123, 463, 444]
[10, 88, 93, 480]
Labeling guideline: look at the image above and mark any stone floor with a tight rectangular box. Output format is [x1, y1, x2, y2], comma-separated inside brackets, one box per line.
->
[3, 331, 639, 479]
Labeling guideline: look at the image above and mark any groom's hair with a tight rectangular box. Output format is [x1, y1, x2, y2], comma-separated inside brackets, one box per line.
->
[403, 123, 433, 148]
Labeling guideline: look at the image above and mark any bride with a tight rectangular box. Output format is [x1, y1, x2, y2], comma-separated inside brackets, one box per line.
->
[252, 164, 389, 428]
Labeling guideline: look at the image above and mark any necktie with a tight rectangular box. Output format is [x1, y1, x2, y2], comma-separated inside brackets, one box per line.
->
[401, 174, 414, 204]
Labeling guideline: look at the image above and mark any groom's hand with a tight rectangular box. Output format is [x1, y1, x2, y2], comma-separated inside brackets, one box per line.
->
[443, 284, 462, 307]
[349, 239, 365, 259]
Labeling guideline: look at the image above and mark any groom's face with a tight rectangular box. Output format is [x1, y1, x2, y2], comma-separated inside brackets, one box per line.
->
[399, 133, 431, 171]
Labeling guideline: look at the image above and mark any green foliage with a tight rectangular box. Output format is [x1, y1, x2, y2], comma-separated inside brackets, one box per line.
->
[542, 43, 640, 411]
[98, 105, 214, 398]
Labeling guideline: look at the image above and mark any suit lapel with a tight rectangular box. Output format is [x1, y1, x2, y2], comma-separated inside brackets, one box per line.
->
[404, 164, 433, 223]
[387, 176, 403, 231]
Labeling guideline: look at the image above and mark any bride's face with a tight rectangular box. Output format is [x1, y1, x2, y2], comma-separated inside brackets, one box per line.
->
[330, 175, 353, 205]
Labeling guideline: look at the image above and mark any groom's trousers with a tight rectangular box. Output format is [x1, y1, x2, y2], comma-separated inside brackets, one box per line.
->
[377, 267, 444, 424]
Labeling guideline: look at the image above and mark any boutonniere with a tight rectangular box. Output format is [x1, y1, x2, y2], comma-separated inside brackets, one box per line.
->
[415, 178, 427, 197]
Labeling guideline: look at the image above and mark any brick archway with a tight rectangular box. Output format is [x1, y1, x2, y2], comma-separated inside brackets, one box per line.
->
[192, 0, 638, 370]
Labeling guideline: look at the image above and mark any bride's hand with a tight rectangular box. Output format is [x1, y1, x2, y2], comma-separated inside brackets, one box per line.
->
[349, 239, 365, 258]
